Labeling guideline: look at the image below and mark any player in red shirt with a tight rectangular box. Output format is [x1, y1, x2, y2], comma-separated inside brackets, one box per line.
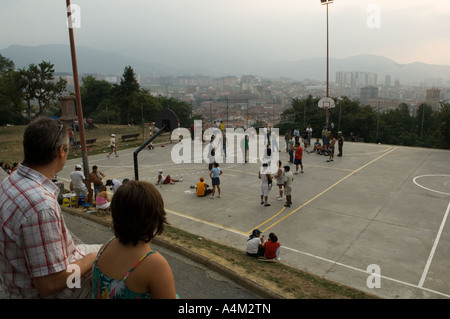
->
[294, 142, 304, 174]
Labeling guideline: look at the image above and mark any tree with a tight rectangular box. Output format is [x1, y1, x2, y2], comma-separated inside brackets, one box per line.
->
[0, 55, 25, 124]
[80, 75, 113, 119]
[432, 103, 450, 149]
[414, 103, 435, 146]
[19, 61, 66, 123]
[113, 66, 141, 125]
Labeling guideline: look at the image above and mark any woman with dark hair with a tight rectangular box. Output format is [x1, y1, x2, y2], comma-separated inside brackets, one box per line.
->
[264, 233, 281, 262]
[92, 180, 177, 299]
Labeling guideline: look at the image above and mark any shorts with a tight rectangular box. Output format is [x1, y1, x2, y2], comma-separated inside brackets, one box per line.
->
[294, 158, 302, 165]
[261, 184, 270, 197]
[284, 185, 292, 196]
[212, 177, 220, 186]
[96, 201, 111, 210]
[74, 186, 89, 198]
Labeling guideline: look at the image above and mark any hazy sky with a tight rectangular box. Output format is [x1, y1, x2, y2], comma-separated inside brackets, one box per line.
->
[1, 0, 449, 70]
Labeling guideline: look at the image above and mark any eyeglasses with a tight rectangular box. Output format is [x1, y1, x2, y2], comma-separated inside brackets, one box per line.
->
[52, 120, 64, 150]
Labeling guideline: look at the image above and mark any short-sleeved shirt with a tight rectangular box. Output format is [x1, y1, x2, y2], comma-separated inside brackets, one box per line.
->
[211, 167, 221, 178]
[70, 170, 85, 189]
[284, 171, 294, 188]
[264, 241, 281, 259]
[0, 164, 84, 298]
[295, 146, 303, 160]
[246, 237, 262, 255]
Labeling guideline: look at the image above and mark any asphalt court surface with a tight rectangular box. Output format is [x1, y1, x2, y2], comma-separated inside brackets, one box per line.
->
[59, 137, 450, 299]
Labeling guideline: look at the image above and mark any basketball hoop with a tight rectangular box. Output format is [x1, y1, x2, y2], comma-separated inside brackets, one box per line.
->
[318, 97, 335, 109]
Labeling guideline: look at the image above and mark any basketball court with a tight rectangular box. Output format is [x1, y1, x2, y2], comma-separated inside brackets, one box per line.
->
[58, 137, 450, 299]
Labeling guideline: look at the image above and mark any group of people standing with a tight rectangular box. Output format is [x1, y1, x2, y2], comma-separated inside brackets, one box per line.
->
[259, 160, 295, 208]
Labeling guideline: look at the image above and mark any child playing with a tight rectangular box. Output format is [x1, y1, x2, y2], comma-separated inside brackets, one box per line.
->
[92, 180, 177, 299]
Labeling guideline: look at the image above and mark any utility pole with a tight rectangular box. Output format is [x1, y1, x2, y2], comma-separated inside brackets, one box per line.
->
[66, 0, 92, 204]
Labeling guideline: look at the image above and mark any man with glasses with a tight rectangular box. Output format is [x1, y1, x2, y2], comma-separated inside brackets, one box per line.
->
[0, 117, 100, 298]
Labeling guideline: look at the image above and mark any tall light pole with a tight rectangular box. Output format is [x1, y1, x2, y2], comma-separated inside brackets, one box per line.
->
[66, 1, 92, 204]
[321, 0, 333, 128]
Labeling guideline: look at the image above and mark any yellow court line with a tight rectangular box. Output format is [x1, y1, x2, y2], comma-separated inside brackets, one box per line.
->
[256, 146, 398, 233]
[248, 206, 286, 235]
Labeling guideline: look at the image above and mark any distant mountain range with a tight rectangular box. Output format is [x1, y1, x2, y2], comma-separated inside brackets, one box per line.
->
[1, 44, 449, 84]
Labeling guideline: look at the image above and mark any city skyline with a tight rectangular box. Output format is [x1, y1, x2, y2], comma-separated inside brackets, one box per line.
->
[1, 0, 449, 76]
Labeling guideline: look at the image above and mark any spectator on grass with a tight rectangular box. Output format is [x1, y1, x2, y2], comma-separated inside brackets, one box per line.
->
[264, 233, 281, 261]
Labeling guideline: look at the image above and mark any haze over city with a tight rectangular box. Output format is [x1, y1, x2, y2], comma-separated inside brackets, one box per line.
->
[1, 0, 449, 75]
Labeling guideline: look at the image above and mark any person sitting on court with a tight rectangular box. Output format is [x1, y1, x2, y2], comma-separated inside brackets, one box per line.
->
[196, 177, 211, 197]
[263, 232, 281, 262]
[246, 229, 265, 258]
[156, 169, 181, 185]
[311, 139, 322, 154]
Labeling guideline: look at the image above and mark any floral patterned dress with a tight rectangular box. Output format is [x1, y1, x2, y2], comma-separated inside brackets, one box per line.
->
[92, 238, 155, 299]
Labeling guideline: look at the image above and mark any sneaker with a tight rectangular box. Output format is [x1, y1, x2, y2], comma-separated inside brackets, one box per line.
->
[284, 204, 291, 207]
[261, 201, 264, 205]
[264, 203, 271, 207]
[218, 195, 221, 198]
[294, 171, 299, 175]
[107, 155, 110, 158]
[277, 197, 282, 201]
[210, 196, 214, 199]
[115, 155, 119, 157]
[301, 170, 304, 173]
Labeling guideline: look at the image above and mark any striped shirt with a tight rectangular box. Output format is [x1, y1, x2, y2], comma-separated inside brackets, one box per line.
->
[0, 164, 84, 298]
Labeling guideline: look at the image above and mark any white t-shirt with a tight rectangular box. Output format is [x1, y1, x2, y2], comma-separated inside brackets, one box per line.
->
[246, 237, 262, 254]
[70, 170, 85, 189]
[284, 171, 294, 187]
[110, 179, 122, 193]
[208, 141, 215, 163]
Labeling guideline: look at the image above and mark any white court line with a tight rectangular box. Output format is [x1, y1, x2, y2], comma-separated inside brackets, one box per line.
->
[166, 209, 450, 298]
[418, 200, 450, 288]
[413, 175, 450, 196]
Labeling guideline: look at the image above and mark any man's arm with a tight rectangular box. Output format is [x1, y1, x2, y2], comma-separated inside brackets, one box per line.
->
[32, 252, 97, 298]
